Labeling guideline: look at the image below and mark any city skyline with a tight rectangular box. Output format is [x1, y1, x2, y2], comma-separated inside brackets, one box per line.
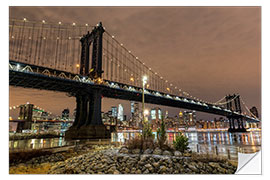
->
[9, 7, 261, 120]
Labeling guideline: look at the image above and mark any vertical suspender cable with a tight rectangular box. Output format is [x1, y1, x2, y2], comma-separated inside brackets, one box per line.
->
[15, 22, 22, 60]
[10, 20, 15, 59]
[33, 23, 40, 65]
[65, 28, 70, 71]
[37, 22, 44, 66]
[54, 23, 60, 69]
[41, 25, 48, 67]
[24, 24, 32, 61]
[28, 23, 35, 64]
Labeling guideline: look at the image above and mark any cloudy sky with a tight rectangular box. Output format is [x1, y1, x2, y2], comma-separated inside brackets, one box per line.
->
[9, 7, 261, 120]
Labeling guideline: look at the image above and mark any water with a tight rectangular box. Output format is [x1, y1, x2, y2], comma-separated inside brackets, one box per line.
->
[9, 137, 74, 151]
[9, 131, 261, 160]
[111, 130, 261, 159]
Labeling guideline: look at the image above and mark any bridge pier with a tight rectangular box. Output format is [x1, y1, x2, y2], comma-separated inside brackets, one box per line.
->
[65, 90, 111, 139]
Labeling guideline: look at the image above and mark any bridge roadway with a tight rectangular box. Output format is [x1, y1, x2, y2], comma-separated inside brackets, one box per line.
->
[9, 60, 259, 123]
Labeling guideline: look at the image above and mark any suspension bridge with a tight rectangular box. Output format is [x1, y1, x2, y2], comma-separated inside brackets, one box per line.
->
[9, 18, 260, 139]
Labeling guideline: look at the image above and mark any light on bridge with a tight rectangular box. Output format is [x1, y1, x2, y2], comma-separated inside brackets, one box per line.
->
[42, 20, 46, 23]
[76, 64, 80, 68]
[130, 77, 134, 82]
[23, 18, 27, 21]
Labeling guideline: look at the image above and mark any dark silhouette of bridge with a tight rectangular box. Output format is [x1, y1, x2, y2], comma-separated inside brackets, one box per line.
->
[9, 19, 260, 139]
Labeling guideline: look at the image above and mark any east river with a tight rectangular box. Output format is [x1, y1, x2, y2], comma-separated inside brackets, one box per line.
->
[9, 130, 261, 160]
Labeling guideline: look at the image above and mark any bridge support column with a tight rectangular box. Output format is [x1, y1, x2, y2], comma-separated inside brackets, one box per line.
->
[65, 90, 111, 139]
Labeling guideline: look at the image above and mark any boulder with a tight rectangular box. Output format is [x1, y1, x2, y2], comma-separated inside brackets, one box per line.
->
[145, 163, 152, 169]
[131, 149, 141, 154]
[153, 148, 163, 155]
[163, 150, 172, 156]
[174, 151, 181, 157]
[143, 149, 153, 154]
[119, 147, 129, 154]
[159, 165, 167, 173]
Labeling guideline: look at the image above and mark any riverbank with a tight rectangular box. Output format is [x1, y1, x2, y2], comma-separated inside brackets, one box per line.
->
[9, 132, 62, 140]
[10, 144, 237, 174]
[9, 144, 114, 174]
[48, 148, 237, 174]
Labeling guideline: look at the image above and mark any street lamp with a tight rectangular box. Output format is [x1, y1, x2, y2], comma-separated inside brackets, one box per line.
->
[142, 75, 147, 123]
[144, 109, 149, 122]
[76, 64, 80, 74]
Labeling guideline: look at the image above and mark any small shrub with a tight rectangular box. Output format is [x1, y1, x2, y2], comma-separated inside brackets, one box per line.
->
[126, 136, 142, 150]
[173, 132, 189, 153]
[142, 121, 154, 140]
[125, 121, 155, 151]
[157, 117, 167, 149]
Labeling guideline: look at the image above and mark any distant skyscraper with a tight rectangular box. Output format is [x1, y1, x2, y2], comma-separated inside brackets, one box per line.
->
[118, 104, 124, 121]
[62, 108, 70, 120]
[131, 101, 135, 114]
[131, 102, 140, 127]
[165, 110, 168, 119]
[111, 106, 118, 117]
[250, 106, 259, 118]
[150, 107, 162, 129]
[179, 111, 184, 125]
[183, 110, 196, 126]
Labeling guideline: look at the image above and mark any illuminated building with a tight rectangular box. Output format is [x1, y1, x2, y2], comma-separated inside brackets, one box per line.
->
[131, 101, 140, 127]
[183, 110, 196, 126]
[111, 106, 118, 118]
[150, 107, 162, 130]
[117, 104, 124, 121]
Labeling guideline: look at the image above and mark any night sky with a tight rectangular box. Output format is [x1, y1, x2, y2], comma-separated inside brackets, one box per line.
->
[9, 7, 261, 120]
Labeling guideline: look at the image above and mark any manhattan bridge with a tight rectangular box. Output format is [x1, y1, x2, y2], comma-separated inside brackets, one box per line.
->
[9, 18, 260, 139]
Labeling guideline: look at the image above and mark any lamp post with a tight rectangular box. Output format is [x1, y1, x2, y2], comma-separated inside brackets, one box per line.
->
[76, 64, 80, 74]
[142, 76, 147, 124]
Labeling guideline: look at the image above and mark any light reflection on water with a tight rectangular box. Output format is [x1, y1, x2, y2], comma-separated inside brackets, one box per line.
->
[9, 131, 261, 160]
[111, 131, 261, 159]
[9, 137, 74, 151]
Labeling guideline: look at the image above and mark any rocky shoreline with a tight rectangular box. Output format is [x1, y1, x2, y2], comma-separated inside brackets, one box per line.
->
[10, 145, 237, 174]
[48, 148, 237, 174]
